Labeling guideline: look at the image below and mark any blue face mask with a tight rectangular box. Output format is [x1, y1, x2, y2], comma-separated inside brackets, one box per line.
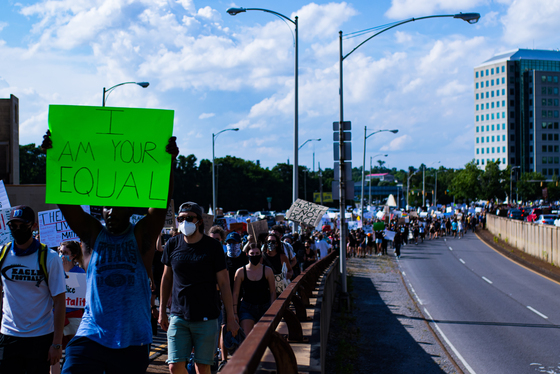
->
[226, 243, 242, 258]
[59, 253, 71, 262]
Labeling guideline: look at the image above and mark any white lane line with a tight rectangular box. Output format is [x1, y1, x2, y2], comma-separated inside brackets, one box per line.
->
[482, 276, 493, 284]
[402, 271, 406, 276]
[424, 308, 477, 374]
[527, 306, 549, 319]
[459, 258, 465, 264]
[409, 284, 423, 305]
[449, 247, 453, 251]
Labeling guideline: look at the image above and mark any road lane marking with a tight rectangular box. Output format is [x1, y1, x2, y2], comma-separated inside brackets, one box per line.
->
[482, 276, 493, 284]
[527, 306, 548, 319]
[409, 284, 423, 305]
[459, 259, 465, 264]
[449, 247, 453, 251]
[402, 271, 406, 276]
[424, 308, 477, 374]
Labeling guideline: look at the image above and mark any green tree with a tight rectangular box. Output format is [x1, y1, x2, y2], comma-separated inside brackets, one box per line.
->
[480, 160, 507, 202]
[20, 144, 46, 184]
[517, 172, 545, 202]
[449, 160, 482, 203]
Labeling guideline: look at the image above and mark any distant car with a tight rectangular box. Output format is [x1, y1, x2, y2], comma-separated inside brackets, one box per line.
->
[535, 214, 557, 225]
[507, 209, 523, 220]
[236, 209, 249, 216]
[526, 208, 543, 222]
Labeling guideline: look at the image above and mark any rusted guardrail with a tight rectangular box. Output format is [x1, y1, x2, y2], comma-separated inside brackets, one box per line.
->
[221, 251, 339, 374]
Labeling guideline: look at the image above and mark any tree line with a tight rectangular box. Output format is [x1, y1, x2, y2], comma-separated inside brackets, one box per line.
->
[19, 144, 555, 212]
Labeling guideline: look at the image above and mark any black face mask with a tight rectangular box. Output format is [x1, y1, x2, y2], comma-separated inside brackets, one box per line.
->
[249, 254, 262, 266]
[10, 226, 33, 245]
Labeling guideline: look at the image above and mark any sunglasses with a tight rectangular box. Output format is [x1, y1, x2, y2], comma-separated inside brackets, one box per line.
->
[177, 216, 198, 223]
[8, 222, 31, 230]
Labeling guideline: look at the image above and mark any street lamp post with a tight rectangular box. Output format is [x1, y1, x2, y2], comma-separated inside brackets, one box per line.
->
[299, 138, 321, 179]
[226, 7, 299, 208]
[361, 127, 397, 221]
[338, 11, 479, 305]
[423, 161, 440, 207]
[511, 166, 520, 205]
[369, 153, 387, 206]
[102, 81, 149, 106]
[212, 128, 239, 215]
[338, 11, 479, 301]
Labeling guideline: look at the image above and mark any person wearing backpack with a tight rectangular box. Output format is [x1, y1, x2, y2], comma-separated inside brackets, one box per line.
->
[0, 205, 67, 373]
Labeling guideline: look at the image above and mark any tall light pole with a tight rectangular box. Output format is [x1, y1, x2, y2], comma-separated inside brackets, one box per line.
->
[226, 7, 299, 207]
[338, 11, 480, 302]
[299, 138, 321, 176]
[407, 169, 421, 210]
[102, 81, 149, 106]
[212, 128, 239, 215]
[423, 161, 440, 207]
[361, 127, 397, 221]
[369, 153, 388, 206]
[511, 166, 520, 205]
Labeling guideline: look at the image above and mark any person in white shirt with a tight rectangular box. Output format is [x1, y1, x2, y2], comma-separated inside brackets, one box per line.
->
[315, 234, 331, 260]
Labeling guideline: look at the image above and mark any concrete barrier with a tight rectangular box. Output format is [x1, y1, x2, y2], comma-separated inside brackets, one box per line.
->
[487, 215, 558, 265]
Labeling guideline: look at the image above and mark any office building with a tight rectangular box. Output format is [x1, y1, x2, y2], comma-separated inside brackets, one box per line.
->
[474, 49, 560, 176]
[0, 94, 19, 184]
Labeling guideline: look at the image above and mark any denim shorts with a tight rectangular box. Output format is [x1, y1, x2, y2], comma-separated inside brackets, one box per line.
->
[238, 300, 271, 323]
[166, 315, 219, 365]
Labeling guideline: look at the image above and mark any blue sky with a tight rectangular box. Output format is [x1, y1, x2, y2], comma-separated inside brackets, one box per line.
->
[2, 0, 560, 172]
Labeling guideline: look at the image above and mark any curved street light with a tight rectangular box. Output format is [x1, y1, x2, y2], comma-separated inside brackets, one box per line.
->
[102, 81, 149, 107]
[361, 128, 398, 221]
[299, 138, 321, 173]
[212, 128, 239, 215]
[227, 7, 300, 210]
[337, 12, 480, 304]
[423, 161, 441, 206]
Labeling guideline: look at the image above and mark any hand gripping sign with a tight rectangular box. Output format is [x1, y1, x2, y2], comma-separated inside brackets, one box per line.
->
[46, 105, 174, 209]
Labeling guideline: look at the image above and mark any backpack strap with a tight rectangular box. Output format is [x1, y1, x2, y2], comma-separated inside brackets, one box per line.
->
[38, 243, 49, 287]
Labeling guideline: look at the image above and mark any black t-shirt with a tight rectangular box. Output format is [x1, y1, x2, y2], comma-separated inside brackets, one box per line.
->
[162, 234, 226, 321]
[226, 252, 248, 292]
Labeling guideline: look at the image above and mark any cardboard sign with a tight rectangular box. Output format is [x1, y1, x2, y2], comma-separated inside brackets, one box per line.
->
[285, 199, 329, 227]
[383, 230, 396, 241]
[38, 206, 91, 248]
[409, 211, 418, 217]
[0, 181, 10, 209]
[0, 209, 12, 246]
[247, 219, 268, 238]
[202, 213, 215, 234]
[229, 222, 245, 233]
[65, 272, 87, 309]
[165, 199, 176, 228]
[46, 105, 174, 209]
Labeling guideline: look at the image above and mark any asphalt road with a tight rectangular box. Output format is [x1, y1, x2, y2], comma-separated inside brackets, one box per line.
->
[398, 232, 560, 374]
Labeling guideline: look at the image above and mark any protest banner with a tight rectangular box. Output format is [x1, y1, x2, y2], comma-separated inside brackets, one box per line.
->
[38, 206, 91, 248]
[383, 230, 396, 241]
[410, 211, 418, 218]
[347, 221, 360, 231]
[0, 181, 10, 209]
[285, 199, 329, 227]
[363, 225, 373, 234]
[229, 222, 245, 233]
[65, 272, 87, 309]
[397, 218, 406, 225]
[248, 219, 268, 238]
[202, 214, 215, 234]
[46, 105, 174, 209]
[89, 206, 103, 221]
[164, 199, 176, 228]
[373, 222, 385, 231]
[0, 209, 12, 246]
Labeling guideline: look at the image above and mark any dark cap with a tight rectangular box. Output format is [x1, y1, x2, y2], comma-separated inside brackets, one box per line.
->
[226, 232, 242, 243]
[178, 202, 203, 217]
[8, 205, 35, 224]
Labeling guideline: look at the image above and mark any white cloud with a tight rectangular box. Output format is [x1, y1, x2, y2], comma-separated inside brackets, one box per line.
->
[501, 0, 560, 46]
[296, 2, 358, 42]
[386, 0, 484, 19]
[197, 6, 220, 21]
[199, 112, 215, 119]
[380, 135, 411, 151]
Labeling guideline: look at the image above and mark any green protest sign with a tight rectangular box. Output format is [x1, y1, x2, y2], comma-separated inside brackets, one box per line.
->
[46, 105, 174, 209]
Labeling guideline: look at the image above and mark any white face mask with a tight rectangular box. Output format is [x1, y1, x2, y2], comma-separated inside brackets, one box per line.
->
[179, 221, 197, 236]
[226, 243, 242, 258]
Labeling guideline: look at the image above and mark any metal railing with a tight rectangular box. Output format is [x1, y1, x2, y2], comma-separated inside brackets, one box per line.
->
[221, 251, 339, 374]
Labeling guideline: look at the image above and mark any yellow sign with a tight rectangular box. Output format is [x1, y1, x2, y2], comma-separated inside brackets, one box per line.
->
[313, 192, 333, 203]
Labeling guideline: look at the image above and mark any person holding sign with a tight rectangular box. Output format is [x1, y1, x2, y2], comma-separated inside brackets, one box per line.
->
[0, 205, 67, 373]
[159, 202, 240, 374]
[41, 131, 179, 374]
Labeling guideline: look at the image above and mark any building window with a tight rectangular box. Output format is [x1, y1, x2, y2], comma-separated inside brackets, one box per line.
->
[549, 76, 554, 83]
[502, 100, 505, 106]
[486, 125, 489, 131]
[491, 102, 495, 109]
[503, 135, 506, 141]
[543, 168, 548, 175]
[543, 145, 547, 152]
[476, 71, 479, 78]
[486, 114, 489, 120]
[556, 99, 559, 106]
[556, 134, 559, 141]
[556, 146, 560, 152]
[510, 111, 515, 117]
[476, 94, 479, 100]
[477, 159, 480, 165]
[511, 157, 515, 163]
[477, 137, 479, 143]
[530, 145, 533, 152]
[486, 103, 489, 109]
[530, 134, 533, 140]
[543, 87, 547, 95]
[550, 145, 554, 152]
[476, 148, 479, 154]
[511, 146, 515, 153]
[556, 122, 559, 129]
[487, 148, 490, 154]
[543, 157, 548, 164]
[491, 80, 494, 86]
[497, 90, 500, 97]
[476, 116, 479, 122]
[497, 147, 500, 153]
[543, 99, 547, 106]
[502, 123, 506, 130]
[542, 75, 547, 83]
[549, 157, 554, 163]
[503, 146, 506, 153]
[481, 148, 484, 154]
[486, 92, 489, 98]
[492, 135, 495, 141]
[481, 137, 484, 143]
[543, 110, 548, 118]
[492, 147, 495, 153]
[491, 91, 495, 97]
[497, 101, 500, 108]
[543, 122, 548, 129]
[543, 134, 547, 141]
[492, 113, 495, 120]
[556, 111, 559, 118]
[481, 70, 484, 77]
[476, 104, 479, 111]
[510, 134, 515, 141]
[481, 126, 484, 132]
[476, 126, 479, 132]
[491, 68, 494, 75]
[502, 112, 505, 118]
[548, 99, 554, 106]
[502, 66, 505, 73]
[486, 69, 489, 76]
[482, 159, 485, 165]
[549, 110, 554, 118]
[491, 125, 495, 131]
[555, 76, 559, 83]
[476, 82, 479, 89]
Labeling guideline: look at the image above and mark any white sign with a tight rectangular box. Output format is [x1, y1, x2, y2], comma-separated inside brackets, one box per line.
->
[0, 208, 12, 246]
[38, 206, 91, 248]
[0, 181, 10, 210]
[383, 230, 396, 241]
[65, 272, 87, 309]
[164, 199, 176, 228]
[286, 199, 329, 227]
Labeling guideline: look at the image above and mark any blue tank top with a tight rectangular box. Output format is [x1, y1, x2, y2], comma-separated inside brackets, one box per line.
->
[76, 224, 152, 348]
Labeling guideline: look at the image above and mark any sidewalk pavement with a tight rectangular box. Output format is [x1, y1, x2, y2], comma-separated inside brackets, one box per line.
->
[325, 252, 460, 374]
